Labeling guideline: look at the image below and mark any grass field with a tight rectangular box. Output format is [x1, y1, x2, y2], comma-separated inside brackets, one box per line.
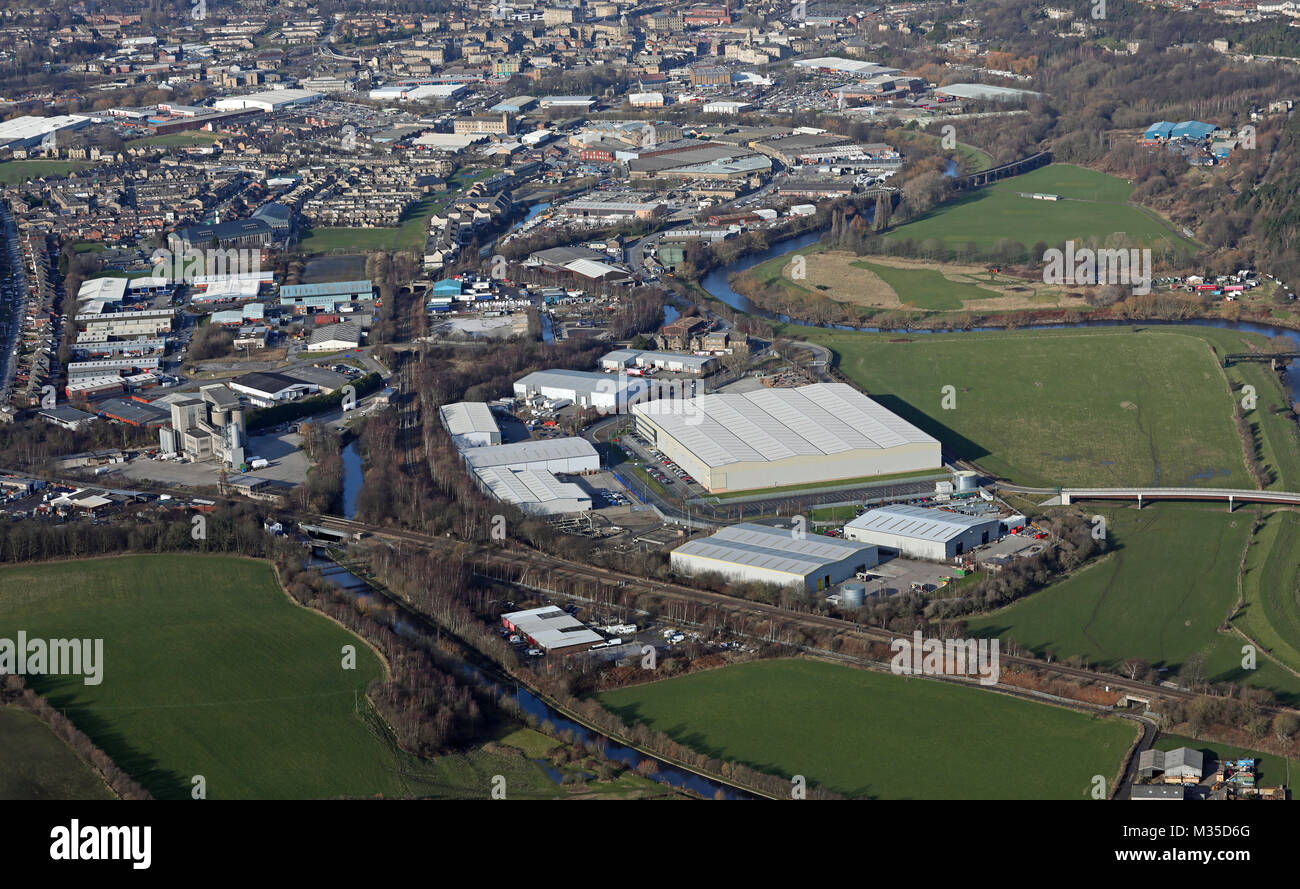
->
[851, 259, 1006, 310]
[884, 164, 1194, 254]
[0, 159, 94, 186]
[0, 554, 660, 799]
[804, 325, 1254, 488]
[126, 131, 221, 148]
[600, 659, 1136, 799]
[967, 504, 1300, 704]
[0, 707, 115, 800]
[1153, 733, 1296, 788]
[1222, 359, 1300, 490]
[299, 226, 404, 253]
[1236, 509, 1300, 676]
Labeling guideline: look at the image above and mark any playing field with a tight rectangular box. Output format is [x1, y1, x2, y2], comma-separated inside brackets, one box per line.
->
[967, 504, 1300, 704]
[599, 659, 1137, 799]
[885, 164, 1194, 253]
[0, 160, 94, 186]
[0, 707, 114, 800]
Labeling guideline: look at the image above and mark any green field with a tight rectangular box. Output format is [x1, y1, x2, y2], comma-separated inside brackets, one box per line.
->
[886, 164, 1194, 253]
[1223, 359, 1300, 490]
[599, 659, 1137, 799]
[0, 159, 94, 186]
[299, 226, 405, 253]
[0, 707, 115, 800]
[126, 131, 222, 148]
[1153, 733, 1296, 788]
[967, 504, 1300, 704]
[805, 325, 1255, 488]
[852, 259, 1004, 309]
[1236, 510, 1300, 676]
[0, 555, 653, 799]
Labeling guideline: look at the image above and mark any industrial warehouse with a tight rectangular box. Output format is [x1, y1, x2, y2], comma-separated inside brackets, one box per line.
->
[514, 369, 650, 412]
[500, 606, 605, 655]
[630, 383, 941, 493]
[439, 401, 502, 449]
[460, 437, 599, 516]
[843, 504, 1003, 560]
[670, 523, 879, 591]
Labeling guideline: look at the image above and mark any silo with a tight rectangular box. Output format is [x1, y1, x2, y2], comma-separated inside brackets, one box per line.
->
[841, 583, 866, 608]
[954, 470, 978, 494]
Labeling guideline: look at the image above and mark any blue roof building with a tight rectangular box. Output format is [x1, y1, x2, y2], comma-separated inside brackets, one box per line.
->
[279, 280, 372, 302]
[432, 278, 463, 296]
[1171, 120, 1216, 142]
[1143, 121, 1175, 141]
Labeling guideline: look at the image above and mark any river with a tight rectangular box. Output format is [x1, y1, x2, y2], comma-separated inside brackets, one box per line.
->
[699, 230, 1300, 404]
[309, 548, 751, 799]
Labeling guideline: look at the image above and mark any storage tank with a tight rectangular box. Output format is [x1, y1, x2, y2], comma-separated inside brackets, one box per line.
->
[841, 583, 866, 608]
[954, 470, 978, 494]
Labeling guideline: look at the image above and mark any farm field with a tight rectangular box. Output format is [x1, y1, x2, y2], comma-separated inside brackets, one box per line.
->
[1222, 358, 1300, 490]
[1235, 509, 1300, 676]
[882, 164, 1195, 254]
[599, 658, 1137, 799]
[967, 504, 1300, 704]
[0, 555, 651, 799]
[801, 325, 1255, 488]
[0, 707, 115, 800]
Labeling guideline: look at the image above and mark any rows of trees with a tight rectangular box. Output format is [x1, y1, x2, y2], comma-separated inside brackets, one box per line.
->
[1, 675, 152, 800]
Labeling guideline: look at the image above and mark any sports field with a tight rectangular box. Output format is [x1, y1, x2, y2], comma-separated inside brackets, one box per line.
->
[884, 164, 1195, 253]
[599, 658, 1137, 799]
[804, 325, 1253, 488]
[967, 504, 1300, 704]
[0, 160, 94, 186]
[0, 707, 114, 800]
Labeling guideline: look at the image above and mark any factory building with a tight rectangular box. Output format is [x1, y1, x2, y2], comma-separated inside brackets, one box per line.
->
[501, 606, 604, 654]
[156, 384, 247, 467]
[599, 349, 715, 375]
[842, 504, 1001, 560]
[472, 466, 592, 515]
[670, 523, 879, 592]
[439, 401, 502, 449]
[461, 437, 599, 475]
[630, 383, 941, 494]
[513, 369, 650, 413]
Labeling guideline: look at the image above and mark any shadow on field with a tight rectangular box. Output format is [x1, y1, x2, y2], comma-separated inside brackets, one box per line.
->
[41, 685, 191, 800]
[870, 393, 990, 463]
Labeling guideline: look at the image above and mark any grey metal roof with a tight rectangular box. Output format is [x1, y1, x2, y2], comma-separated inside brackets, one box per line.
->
[673, 523, 876, 578]
[474, 466, 590, 506]
[845, 504, 995, 542]
[440, 401, 500, 437]
[461, 437, 597, 470]
[632, 383, 937, 467]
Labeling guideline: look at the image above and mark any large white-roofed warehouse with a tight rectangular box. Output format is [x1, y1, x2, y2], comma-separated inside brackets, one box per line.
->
[439, 401, 502, 449]
[842, 504, 1001, 560]
[461, 437, 599, 474]
[514, 369, 649, 412]
[630, 383, 941, 494]
[472, 467, 592, 515]
[670, 523, 879, 592]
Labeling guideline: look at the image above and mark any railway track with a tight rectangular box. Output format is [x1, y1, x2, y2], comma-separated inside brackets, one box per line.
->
[309, 514, 1278, 714]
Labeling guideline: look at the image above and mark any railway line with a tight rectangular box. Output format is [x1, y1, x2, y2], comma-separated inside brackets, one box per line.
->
[308, 513, 1276, 714]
